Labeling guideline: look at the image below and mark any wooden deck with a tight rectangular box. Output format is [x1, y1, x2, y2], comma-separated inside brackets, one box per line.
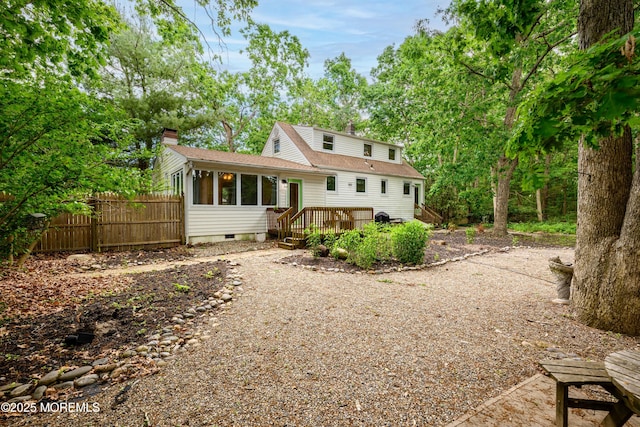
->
[267, 207, 374, 249]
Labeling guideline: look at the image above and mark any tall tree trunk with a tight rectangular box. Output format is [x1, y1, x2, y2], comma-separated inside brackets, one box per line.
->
[493, 155, 518, 235]
[572, 0, 639, 335]
[536, 154, 551, 222]
[493, 68, 522, 236]
[536, 189, 543, 222]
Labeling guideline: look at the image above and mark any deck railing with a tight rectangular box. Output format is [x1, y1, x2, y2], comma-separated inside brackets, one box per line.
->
[274, 206, 296, 240]
[414, 203, 443, 225]
[275, 206, 373, 238]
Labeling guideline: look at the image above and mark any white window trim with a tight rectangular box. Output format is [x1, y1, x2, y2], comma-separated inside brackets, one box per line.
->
[355, 177, 367, 194]
[381, 179, 388, 196]
[364, 143, 372, 158]
[322, 133, 335, 151]
[403, 181, 412, 197]
[389, 148, 396, 161]
[326, 175, 337, 193]
[273, 138, 280, 154]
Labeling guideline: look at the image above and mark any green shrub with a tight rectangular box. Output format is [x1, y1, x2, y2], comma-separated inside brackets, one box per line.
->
[508, 221, 576, 234]
[465, 227, 476, 244]
[351, 222, 393, 269]
[332, 229, 362, 260]
[305, 224, 323, 257]
[323, 229, 337, 251]
[391, 221, 431, 265]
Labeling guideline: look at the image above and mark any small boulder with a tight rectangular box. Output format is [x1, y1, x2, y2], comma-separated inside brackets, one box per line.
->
[333, 248, 348, 260]
[317, 244, 330, 257]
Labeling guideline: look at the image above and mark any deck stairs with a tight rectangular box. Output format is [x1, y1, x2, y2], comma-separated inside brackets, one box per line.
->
[277, 232, 306, 250]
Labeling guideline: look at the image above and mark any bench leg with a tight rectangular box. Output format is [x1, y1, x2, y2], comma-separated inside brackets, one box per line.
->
[556, 382, 569, 427]
[600, 400, 633, 427]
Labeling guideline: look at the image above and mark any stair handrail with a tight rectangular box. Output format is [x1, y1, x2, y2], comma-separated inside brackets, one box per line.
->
[276, 206, 296, 239]
[415, 203, 443, 224]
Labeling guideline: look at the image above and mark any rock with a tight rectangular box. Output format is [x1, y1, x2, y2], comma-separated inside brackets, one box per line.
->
[221, 293, 232, 302]
[196, 306, 207, 312]
[121, 350, 137, 358]
[186, 338, 199, 345]
[90, 264, 103, 270]
[334, 248, 348, 260]
[92, 358, 110, 367]
[136, 345, 149, 353]
[147, 340, 159, 346]
[317, 244, 330, 257]
[67, 254, 94, 264]
[74, 374, 99, 387]
[232, 280, 243, 286]
[159, 352, 171, 358]
[110, 367, 127, 379]
[54, 381, 75, 390]
[8, 395, 32, 403]
[59, 366, 93, 382]
[156, 360, 168, 367]
[32, 385, 47, 400]
[93, 363, 117, 373]
[9, 383, 33, 397]
[0, 382, 22, 392]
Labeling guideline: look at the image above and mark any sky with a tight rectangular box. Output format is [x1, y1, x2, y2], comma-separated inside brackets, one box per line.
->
[180, 0, 450, 79]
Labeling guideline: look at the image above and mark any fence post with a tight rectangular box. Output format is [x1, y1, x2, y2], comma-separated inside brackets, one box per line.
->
[180, 193, 186, 245]
[90, 197, 98, 252]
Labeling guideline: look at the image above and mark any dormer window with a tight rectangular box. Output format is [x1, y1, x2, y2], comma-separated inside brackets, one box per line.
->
[364, 143, 372, 157]
[323, 134, 334, 151]
[389, 148, 396, 160]
[273, 138, 280, 154]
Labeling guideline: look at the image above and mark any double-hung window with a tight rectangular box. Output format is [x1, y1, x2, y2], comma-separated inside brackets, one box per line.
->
[323, 134, 334, 151]
[326, 176, 336, 192]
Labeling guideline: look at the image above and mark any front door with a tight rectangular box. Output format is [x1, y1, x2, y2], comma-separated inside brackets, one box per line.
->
[414, 184, 420, 205]
[288, 180, 302, 213]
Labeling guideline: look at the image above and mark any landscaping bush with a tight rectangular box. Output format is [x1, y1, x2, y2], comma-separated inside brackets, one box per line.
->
[391, 221, 431, 265]
[465, 227, 476, 244]
[304, 224, 323, 257]
[352, 222, 393, 269]
[508, 221, 576, 234]
[332, 229, 362, 261]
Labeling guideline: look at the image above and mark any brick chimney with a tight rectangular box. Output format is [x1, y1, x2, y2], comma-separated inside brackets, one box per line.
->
[345, 121, 355, 135]
[161, 128, 178, 145]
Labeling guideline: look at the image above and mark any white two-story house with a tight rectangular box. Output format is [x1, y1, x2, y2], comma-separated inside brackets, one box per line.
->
[154, 122, 427, 244]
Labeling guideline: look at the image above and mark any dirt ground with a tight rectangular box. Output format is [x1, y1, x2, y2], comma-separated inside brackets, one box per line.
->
[0, 229, 572, 398]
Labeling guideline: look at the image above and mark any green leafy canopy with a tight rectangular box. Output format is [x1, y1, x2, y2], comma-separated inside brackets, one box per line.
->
[510, 27, 640, 155]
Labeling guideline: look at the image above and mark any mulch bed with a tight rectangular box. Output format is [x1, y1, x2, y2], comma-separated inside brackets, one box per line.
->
[279, 229, 573, 272]
[0, 260, 228, 387]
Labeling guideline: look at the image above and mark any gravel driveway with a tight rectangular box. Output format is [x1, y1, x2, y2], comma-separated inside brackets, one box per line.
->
[15, 246, 640, 426]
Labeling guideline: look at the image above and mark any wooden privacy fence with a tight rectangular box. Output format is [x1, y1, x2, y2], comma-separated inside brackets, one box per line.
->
[35, 194, 184, 253]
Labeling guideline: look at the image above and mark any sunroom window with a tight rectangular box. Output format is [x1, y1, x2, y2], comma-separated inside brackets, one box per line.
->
[193, 170, 213, 205]
[218, 172, 237, 205]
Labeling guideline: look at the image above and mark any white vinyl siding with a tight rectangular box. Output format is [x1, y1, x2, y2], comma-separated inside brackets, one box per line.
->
[187, 206, 268, 238]
[307, 128, 401, 163]
[325, 170, 421, 220]
[262, 126, 310, 165]
[156, 148, 187, 194]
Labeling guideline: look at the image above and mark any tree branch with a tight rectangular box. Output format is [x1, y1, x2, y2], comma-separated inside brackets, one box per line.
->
[521, 30, 577, 89]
